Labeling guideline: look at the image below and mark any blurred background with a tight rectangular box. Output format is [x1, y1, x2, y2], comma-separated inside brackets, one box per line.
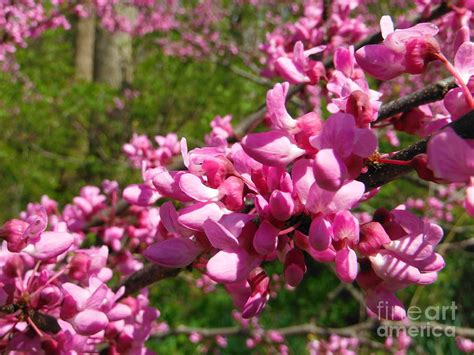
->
[0, 1, 473, 353]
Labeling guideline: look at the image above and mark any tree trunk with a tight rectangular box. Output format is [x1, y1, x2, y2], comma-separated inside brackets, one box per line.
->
[74, 2, 96, 82]
[94, 5, 135, 88]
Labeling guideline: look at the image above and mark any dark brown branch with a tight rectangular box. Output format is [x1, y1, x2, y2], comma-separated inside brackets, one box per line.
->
[357, 139, 427, 190]
[375, 78, 456, 122]
[116, 263, 181, 297]
[357, 110, 474, 191]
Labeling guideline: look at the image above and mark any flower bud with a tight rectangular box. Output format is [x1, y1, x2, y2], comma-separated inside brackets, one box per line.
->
[0, 219, 28, 252]
[357, 222, 391, 256]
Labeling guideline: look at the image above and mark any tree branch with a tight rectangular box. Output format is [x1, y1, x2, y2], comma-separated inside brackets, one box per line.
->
[439, 238, 474, 252]
[375, 78, 456, 123]
[154, 319, 377, 339]
[357, 110, 474, 191]
[357, 140, 428, 190]
[116, 263, 181, 297]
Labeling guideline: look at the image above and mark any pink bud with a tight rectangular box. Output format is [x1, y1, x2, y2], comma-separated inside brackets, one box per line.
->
[72, 309, 109, 336]
[144, 238, 201, 268]
[178, 173, 221, 202]
[314, 149, 347, 191]
[177, 202, 224, 231]
[357, 222, 391, 256]
[207, 249, 257, 283]
[123, 184, 160, 206]
[0, 219, 28, 252]
[253, 221, 279, 255]
[23, 232, 74, 260]
[254, 195, 271, 219]
[241, 131, 305, 167]
[309, 216, 333, 251]
[335, 247, 358, 283]
[456, 336, 474, 353]
[269, 190, 294, 221]
[284, 248, 306, 287]
[365, 288, 406, 320]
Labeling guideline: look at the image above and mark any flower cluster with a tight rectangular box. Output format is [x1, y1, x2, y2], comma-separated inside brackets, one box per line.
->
[3, 172, 239, 351]
[0, 184, 160, 353]
[134, 75, 447, 321]
[123, 133, 180, 169]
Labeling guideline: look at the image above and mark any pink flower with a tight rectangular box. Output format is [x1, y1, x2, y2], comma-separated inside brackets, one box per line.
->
[310, 113, 377, 184]
[203, 213, 254, 250]
[144, 238, 202, 268]
[355, 16, 440, 80]
[207, 249, 259, 283]
[284, 248, 306, 287]
[370, 208, 444, 286]
[22, 228, 74, 261]
[365, 287, 407, 321]
[427, 127, 474, 183]
[241, 130, 305, 167]
[443, 41, 474, 119]
[266, 82, 296, 132]
[456, 337, 474, 353]
[253, 220, 279, 255]
[123, 183, 161, 206]
[225, 268, 270, 318]
[327, 46, 381, 127]
[275, 41, 325, 84]
[61, 279, 112, 336]
[0, 211, 74, 260]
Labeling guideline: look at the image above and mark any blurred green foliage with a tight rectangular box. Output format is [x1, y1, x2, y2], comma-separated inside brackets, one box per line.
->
[0, 29, 266, 221]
